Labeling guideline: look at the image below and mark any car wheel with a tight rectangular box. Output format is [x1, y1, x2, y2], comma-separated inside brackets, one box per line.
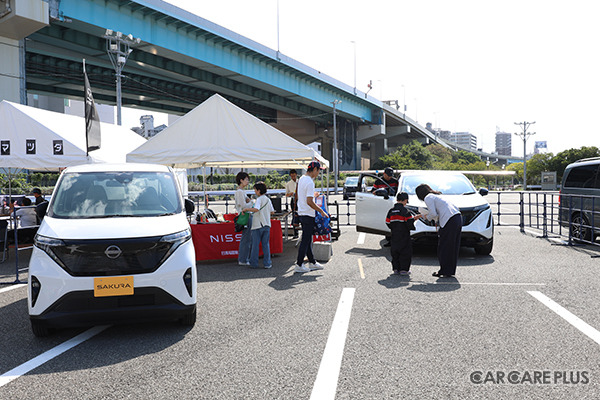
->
[474, 239, 493, 255]
[571, 213, 592, 242]
[343, 195, 348, 200]
[31, 320, 50, 337]
[180, 307, 197, 327]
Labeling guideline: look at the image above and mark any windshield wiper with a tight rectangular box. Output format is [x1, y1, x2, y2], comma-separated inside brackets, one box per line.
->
[463, 191, 476, 195]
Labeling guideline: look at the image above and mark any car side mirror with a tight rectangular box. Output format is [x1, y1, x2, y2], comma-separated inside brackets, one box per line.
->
[184, 198, 195, 215]
[374, 188, 389, 199]
[479, 188, 489, 196]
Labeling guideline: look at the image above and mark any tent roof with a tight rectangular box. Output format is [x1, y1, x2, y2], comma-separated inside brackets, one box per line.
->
[126, 94, 328, 169]
[0, 101, 146, 171]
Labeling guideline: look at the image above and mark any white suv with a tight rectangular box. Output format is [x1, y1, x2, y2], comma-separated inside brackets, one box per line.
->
[356, 170, 493, 255]
[28, 163, 197, 336]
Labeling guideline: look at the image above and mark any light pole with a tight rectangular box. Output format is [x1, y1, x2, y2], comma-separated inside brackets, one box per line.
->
[103, 29, 141, 125]
[401, 84, 406, 119]
[351, 41, 357, 95]
[332, 99, 342, 194]
[514, 121, 536, 190]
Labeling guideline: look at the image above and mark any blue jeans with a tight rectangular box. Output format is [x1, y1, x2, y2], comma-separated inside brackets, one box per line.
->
[250, 226, 271, 268]
[238, 214, 252, 264]
[297, 215, 316, 265]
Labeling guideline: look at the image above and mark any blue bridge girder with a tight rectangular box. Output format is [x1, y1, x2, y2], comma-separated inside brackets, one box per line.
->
[27, 0, 380, 127]
[18, 0, 515, 167]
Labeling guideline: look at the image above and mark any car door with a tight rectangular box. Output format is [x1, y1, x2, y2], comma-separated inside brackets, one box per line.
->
[355, 173, 394, 235]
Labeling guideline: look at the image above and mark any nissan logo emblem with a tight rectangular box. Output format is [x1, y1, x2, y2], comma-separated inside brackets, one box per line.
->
[105, 245, 122, 259]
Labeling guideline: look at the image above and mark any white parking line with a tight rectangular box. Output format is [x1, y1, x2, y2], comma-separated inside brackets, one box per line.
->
[310, 288, 355, 400]
[357, 232, 366, 245]
[0, 284, 27, 294]
[528, 291, 600, 346]
[432, 282, 546, 286]
[0, 325, 110, 388]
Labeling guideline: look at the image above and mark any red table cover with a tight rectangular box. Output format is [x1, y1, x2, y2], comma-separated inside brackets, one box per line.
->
[191, 220, 283, 261]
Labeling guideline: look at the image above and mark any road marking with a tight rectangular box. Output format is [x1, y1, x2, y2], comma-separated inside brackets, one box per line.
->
[0, 325, 110, 388]
[310, 288, 355, 400]
[528, 291, 600, 346]
[357, 232, 366, 245]
[0, 284, 26, 294]
[358, 259, 365, 279]
[431, 282, 546, 286]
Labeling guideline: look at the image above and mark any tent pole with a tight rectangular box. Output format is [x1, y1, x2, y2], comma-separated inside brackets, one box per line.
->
[202, 165, 208, 209]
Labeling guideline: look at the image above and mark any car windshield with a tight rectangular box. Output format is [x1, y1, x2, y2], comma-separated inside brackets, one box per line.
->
[49, 171, 182, 218]
[345, 177, 359, 185]
[400, 174, 475, 195]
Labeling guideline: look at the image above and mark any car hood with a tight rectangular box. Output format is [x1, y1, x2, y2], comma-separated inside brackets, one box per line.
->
[407, 193, 488, 209]
[37, 214, 190, 240]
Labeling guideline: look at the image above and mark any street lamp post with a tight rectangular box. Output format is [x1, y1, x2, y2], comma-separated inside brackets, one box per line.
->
[351, 41, 357, 95]
[514, 121, 536, 190]
[103, 29, 141, 125]
[332, 100, 342, 194]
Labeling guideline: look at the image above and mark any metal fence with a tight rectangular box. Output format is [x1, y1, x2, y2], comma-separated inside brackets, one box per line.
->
[3, 190, 599, 285]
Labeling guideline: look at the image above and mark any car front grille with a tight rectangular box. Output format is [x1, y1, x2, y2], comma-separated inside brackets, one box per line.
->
[51, 236, 171, 277]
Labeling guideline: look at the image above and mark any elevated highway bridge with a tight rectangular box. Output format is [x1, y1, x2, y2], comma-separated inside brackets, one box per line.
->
[0, 0, 506, 170]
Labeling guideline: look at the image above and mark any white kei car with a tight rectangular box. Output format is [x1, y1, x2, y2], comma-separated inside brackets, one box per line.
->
[355, 170, 494, 255]
[28, 163, 197, 337]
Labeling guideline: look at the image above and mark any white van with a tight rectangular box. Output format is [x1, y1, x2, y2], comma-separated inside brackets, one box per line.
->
[28, 163, 197, 337]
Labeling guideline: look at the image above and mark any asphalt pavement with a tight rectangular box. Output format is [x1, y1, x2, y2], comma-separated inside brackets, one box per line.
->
[1, 223, 600, 399]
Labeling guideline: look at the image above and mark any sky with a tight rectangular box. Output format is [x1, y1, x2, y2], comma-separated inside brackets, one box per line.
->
[124, 0, 600, 156]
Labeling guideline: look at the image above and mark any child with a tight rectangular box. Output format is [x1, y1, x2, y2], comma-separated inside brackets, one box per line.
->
[385, 192, 421, 275]
[243, 182, 275, 269]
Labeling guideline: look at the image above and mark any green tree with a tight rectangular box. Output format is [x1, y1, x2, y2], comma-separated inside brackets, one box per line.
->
[526, 153, 554, 185]
[378, 140, 434, 170]
[547, 146, 600, 181]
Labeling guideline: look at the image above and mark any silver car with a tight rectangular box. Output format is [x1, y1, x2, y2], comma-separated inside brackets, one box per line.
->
[355, 170, 494, 255]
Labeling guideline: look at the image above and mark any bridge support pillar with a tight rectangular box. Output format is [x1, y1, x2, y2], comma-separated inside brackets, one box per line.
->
[371, 138, 388, 166]
[0, 0, 49, 103]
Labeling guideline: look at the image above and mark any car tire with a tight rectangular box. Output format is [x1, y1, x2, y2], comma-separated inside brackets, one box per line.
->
[571, 213, 592, 242]
[180, 307, 197, 327]
[31, 320, 50, 337]
[343, 195, 348, 200]
[474, 239, 493, 255]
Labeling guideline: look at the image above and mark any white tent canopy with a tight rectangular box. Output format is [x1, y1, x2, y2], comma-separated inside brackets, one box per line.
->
[0, 100, 146, 171]
[126, 94, 328, 170]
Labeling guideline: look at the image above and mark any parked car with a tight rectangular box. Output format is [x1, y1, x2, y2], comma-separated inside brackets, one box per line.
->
[355, 170, 493, 255]
[343, 176, 365, 200]
[28, 163, 197, 336]
[559, 157, 600, 242]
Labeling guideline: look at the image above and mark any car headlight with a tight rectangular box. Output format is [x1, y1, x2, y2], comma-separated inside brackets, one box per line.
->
[159, 229, 192, 263]
[34, 234, 67, 269]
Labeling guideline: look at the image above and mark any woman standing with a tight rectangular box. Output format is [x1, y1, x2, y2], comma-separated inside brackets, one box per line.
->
[415, 183, 462, 277]
[243, 182, 275, 269]
[235, 172, 253, 266]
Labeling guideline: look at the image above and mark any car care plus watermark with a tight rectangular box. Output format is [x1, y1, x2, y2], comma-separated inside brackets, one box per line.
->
[470, 370, 589, 385]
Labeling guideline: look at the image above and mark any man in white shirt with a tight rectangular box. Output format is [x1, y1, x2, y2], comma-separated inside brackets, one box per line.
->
[294, 161, 327, 273]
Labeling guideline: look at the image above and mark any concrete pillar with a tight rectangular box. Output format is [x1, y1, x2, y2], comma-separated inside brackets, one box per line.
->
[0, 36, 21, 103]
[0, 0, 49, 103]
[371, 138, 388, 165]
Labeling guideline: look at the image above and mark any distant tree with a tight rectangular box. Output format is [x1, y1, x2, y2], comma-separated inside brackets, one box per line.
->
[526, 153, 554, 185]
[378, 140, 434, 170]
[547, 146, 600, 181]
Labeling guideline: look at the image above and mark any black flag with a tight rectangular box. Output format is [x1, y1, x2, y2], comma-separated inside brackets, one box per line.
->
[84, 59, 101, 153]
